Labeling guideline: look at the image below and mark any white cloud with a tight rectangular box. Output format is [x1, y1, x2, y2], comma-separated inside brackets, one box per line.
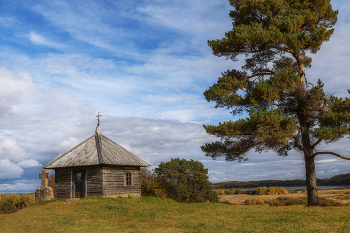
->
[0, 159, 24, 179]
[0, 16, 18, 27]
[16, 159, 42, 168]
[30, 0, 144, 58]
[0, 67, 35, 116]
[0, 139, 26, 161]
[56, 137, 80, 152]
[0, 182, 38, 191]
[208, 171, 225, 175]
[317, 168, 340, 178]
[28, 31, 61, 48]
[0, 66, 95, 160]
[316, 159, 338, 163]
[317, 170, 325, 175]
[136, 0, 231, 37]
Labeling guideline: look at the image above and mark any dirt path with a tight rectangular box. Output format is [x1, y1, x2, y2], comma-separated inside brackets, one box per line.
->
[219, 189, 350, 205]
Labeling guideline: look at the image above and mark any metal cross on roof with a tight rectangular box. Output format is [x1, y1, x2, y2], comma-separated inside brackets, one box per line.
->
[96, 112, 102, 125]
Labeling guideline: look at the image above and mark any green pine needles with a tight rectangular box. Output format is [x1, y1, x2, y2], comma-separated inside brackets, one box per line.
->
[202, 0, 349, 206]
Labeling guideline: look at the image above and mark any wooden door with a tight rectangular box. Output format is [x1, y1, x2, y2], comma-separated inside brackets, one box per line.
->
[74, 171, 85, 198]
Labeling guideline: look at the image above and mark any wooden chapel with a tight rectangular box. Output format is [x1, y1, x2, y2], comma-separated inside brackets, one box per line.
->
[43, 116, 151, 199]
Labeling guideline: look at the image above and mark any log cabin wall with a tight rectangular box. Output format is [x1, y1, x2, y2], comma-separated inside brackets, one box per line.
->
[102, 166, 141, 197]
[86, 166, 103, 197]
[55, 168, 71, 199]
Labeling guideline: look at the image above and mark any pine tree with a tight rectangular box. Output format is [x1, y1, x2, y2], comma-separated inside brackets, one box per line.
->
[202, 0, 349, 206]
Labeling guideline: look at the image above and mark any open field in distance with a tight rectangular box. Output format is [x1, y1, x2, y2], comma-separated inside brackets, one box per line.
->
[219, 189, 350, 205]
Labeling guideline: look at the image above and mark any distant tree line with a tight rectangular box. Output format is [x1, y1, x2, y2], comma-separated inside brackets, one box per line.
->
[211, 173, 350, 189]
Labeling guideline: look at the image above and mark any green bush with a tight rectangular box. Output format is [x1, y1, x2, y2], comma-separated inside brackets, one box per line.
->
[155, 158, 218, 203]
[2, 202, 15, 214]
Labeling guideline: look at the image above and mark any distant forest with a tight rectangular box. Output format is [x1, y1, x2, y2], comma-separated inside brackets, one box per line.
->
[211, 173, 350, 189]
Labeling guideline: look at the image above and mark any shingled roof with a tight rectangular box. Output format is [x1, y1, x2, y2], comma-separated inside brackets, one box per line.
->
[43, 124, 151, 169]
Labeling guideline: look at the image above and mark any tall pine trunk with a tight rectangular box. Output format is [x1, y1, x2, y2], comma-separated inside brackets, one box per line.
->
[301, 125, 319, 206]
[304, 155, 319, 206]
[299, 111, 319, 206]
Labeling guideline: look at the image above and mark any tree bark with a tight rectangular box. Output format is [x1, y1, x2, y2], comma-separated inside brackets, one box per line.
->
[304, 155, 319, 206]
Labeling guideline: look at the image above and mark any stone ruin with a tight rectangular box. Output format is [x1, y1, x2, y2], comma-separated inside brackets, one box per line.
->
[35, 170, 54, 202]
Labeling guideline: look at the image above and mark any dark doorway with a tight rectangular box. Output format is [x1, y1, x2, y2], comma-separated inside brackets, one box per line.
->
[73, 171, 85, 198]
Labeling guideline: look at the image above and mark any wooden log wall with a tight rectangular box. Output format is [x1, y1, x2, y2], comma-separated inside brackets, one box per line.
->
[86, 166, 103, 197]
[102, 166, 141, 197]
[55, 168, 71, 199]
[55, 166, 141, 199]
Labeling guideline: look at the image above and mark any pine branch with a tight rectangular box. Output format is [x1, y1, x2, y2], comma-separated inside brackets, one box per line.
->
[245, 72, 275, 80]
[311, 152, 350, 160]
[311, 138, 323, 149]
[293, 135, 305, 152]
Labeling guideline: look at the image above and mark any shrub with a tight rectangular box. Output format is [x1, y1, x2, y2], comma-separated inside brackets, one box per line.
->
[245, 189, 252, 194]
[255, 198, 265, 205]
[0, 194, 36, 210]
[335, 195, 350, 200]
[213, 190, 225, 195]
[276, 187, 289, 194]
[235, 188, 245, 194]
[1, 202, 15, 214]
[319, 197, 345, 207]
[254, 187, 268, 195]
[288, 190, 297, 194]
[245, 197, 308, 206]
[225, 189, 236, 195]
[245, 198, 269, 205]
[18, 194, 36, 208]
[270, 197, 307, 206]
[155, 158, 218, 203]
[267, 187, 276, 195]
[140, 168, 167, 198]
[222, 200, 233, 205]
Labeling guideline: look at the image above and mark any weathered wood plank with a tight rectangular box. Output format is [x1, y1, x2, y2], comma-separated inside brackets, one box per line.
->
[55, 169, 72, 199]
[55, 166, 142, 199]
[102, 167, 141, 197]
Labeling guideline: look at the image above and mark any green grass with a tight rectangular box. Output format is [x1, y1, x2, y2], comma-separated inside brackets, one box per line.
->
[0, 196, 349, 232]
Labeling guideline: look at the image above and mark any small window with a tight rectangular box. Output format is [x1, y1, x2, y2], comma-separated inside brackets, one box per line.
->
[76, 172, 82, 182]
[126, 172, 132, 186]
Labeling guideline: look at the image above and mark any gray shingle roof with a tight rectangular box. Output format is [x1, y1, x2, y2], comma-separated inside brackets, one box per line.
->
[43, 125, 151, 169]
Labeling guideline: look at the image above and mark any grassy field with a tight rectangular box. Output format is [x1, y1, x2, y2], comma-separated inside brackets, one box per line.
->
[1, 195, 350, 233]
[219, 188, 350, 205]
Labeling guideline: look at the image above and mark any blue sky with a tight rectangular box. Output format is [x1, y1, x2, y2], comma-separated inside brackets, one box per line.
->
[0, 0, 349, 194]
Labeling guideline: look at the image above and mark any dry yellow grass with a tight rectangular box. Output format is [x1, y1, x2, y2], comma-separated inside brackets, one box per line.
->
[219, 189, 350, 205]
